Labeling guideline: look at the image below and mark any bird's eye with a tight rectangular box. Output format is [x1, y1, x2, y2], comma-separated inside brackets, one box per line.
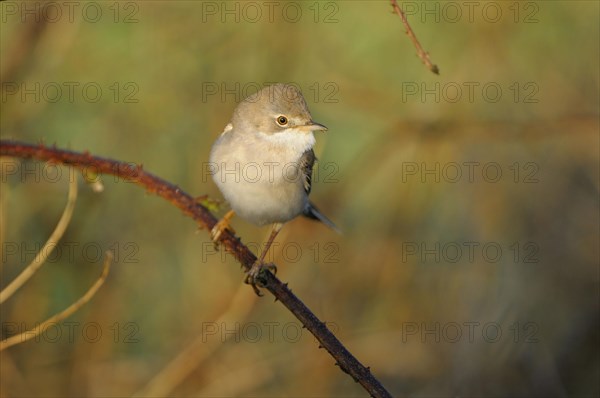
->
[276, 116, 288, 126]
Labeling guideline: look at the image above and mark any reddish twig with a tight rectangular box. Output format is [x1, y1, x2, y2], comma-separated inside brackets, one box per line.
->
[0, 140, 394, 398]
[390, 0, 439, 75]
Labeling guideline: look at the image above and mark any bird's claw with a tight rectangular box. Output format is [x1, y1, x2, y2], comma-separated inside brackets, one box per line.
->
[210, 218, 235, 247]
[244, 262, 277, 296]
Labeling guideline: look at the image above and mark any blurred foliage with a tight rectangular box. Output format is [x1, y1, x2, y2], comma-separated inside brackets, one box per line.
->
[1, 1, 598, 397]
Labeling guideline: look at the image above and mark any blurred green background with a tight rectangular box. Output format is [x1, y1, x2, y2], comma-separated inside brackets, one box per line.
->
[1, 1, 598, 397]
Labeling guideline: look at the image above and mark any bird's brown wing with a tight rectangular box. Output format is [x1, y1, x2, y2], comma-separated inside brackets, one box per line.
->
[299, 149, 340, 233]
[298, 149, 316, 195]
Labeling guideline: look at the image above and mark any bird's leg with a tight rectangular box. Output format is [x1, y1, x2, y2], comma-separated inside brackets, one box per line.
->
[245, 222, 283, 295]
[210, 209, 236, 246]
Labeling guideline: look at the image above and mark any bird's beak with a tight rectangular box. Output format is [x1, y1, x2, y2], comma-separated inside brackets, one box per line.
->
[302, 121, 328, 132]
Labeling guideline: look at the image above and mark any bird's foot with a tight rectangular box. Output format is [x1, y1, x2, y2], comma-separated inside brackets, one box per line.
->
[244, 261, 277, 296]
[210, 210, 235, 247]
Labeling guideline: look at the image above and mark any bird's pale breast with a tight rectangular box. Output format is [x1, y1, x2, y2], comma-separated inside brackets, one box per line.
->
[209, 128, 314, 225]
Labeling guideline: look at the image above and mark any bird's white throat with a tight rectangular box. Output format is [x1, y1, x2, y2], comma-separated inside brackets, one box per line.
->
[258, 129, 316, 155]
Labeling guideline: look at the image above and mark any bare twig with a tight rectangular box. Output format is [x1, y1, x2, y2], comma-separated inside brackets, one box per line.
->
[0, 140, 394, 398]
[0, 251, 112, 351]
[0, 166, 78, 304]
[390, 0, 439, 75]
[134, 283, 256, 397]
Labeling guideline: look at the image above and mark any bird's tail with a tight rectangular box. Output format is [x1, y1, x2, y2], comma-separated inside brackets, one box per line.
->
[303, 202, 341, 234]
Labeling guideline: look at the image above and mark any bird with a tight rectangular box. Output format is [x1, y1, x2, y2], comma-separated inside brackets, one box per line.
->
[209, 83, 339, 294]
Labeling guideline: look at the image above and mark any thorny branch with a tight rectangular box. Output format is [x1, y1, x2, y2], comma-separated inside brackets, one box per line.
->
[0, 140, 394, 398]
[390, 0, 440, 75]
